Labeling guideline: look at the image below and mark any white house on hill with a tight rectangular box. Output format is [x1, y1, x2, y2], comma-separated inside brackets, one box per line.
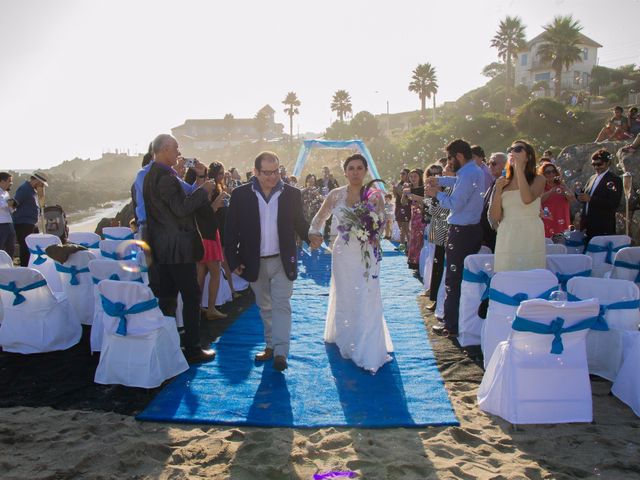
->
[514, 32, 602, 91]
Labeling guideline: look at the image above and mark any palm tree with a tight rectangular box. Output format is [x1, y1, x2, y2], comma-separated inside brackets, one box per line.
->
[282, 92, 300, 161]
[408, 63, 438, 122]
[222, 113, 234, 147]
[490, 15, 527, 112]
[536, 15, 584, 99]
[331, 90, 352, 123]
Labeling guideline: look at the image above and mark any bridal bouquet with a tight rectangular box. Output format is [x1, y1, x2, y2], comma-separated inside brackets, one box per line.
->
[337, 184, 385, 279]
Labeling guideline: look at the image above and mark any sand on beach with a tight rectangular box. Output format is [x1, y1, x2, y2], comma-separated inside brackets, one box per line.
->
[1, 303, 639, 480]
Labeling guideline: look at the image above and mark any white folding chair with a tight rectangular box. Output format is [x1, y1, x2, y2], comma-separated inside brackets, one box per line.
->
[546, 243, 567, 255]
[94, 280, 188, 388]
[458, 254, 495, 347]
[611, 331, 640, 417]
[478, 298, 600, 424]
[563, 230, 587, 255]
[102, 226, 134, 241]
[545, 254, 592, 291]
[567, 276, 640, 381]
[88, 259, 145, 353]
[55, 250, 97, 325]
[610, 247, 640, 286]
[0, 250, 13, 268]
[99, 239, 139, 261]
[68, 232, 101, 256]
[481, 269, 558, 368]
[585, 235, 631, 278]
[0, 267, 81, 353]
[25, 233, 63, 293]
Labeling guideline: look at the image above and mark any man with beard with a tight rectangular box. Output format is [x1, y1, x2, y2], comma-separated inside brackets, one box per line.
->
[425, 139, 484, 337]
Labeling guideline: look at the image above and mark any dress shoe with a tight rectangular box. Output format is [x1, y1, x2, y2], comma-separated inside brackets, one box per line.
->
[432, 324, 457, 337]
[205, 308, 228, 320]
[273, 355, 288, 372]
[426, 301, 437, 311]
[186, 348, 216, 364]
[254, 347, 274, 362]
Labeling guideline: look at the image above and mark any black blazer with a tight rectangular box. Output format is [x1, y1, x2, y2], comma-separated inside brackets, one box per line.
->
[480, 183, 497, 251]
[143, 163, 209, 264]
[581, 170, 623, 239]
[316, 177, 339, 191]
[224, 182, 310, 282]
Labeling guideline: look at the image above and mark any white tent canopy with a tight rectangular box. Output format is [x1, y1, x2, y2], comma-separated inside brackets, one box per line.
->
[292, 139, 387, 192]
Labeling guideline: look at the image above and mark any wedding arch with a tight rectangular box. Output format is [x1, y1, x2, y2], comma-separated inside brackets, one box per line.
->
[291, 139, 387, 192]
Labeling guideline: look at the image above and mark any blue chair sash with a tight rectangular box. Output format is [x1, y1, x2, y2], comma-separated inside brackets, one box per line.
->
[586, 241, 630, 264]
[0, 279, 48, 305]
[100, 295, 158, 336]
[78, 241, 100, 249]
[462, 268, 492, 300]
[100, 250, 136, 261]
[613, 260, 640, 283]
[55, 264, 90, 285]
[512, 315, 599, 354]
[555, 270, 591, 290]
[28, 246, 48, 265]
[488, 286, 557, 306]
[92, 274, 144, 284]
[103, 232, 134, 241]
[566, 293, 639, 331]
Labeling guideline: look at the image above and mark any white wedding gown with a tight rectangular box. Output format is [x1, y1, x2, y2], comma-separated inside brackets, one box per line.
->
[310, 186, 393, 373]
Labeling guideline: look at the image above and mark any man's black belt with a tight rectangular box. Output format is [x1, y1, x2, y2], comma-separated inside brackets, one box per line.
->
[260, 253, 279, 259]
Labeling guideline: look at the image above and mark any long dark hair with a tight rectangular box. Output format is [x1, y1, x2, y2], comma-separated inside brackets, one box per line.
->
[506, 140, 537, 185]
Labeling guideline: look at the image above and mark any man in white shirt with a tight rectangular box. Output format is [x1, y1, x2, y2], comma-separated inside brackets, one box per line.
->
[0, 172, 16, 258]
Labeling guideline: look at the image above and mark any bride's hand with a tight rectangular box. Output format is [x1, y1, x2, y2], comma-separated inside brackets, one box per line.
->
[309, 234, 323, 250]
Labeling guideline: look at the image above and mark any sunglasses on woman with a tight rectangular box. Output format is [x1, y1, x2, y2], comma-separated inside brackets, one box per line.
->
[507, 145, 526, 154]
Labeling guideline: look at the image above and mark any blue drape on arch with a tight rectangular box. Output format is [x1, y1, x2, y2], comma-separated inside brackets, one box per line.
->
[292, 139, 387, 192]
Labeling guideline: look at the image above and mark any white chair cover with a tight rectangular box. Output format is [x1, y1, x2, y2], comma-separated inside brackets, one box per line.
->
[418, 224, 433, 286]
[421, 242, 435, 292]
[434, 260, 446, 320]
[25, 233, 63, 293]
[0, 267, 81, 353]
[545, 254, 592, 291]
[610, 247, 640, 286]
[458, 254, 495, 347]
[232, 272, 249, 292]
[88, 259, 145, 352]
[102, 226, 134, 241]
[481, 269, 558, 368]
[55, 250, 97, 325]
[99, 239, 139, 261]
[567, 276, 640, 381]
[478, 245, 493, 255]
[611, 331, 640, 417]
[94, 280, 188, 388]
[68, 232, 101, 257]
[564, 230, 586, 255]
[478, 298, 599, 424]
[546, 243, 568, 254]
[545, 237, 554, 245]
[585, 234, 631, 278]
[0, 250, 13, 267]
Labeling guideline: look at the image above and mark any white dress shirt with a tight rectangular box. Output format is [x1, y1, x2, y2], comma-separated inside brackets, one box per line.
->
[0, 190, 12, 223]
[253, 187, 282, 257]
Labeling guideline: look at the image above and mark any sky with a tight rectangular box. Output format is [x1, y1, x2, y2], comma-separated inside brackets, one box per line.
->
[1, 0, 639, 170]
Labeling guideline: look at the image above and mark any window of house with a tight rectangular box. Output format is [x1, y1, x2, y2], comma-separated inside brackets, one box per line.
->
[535, 72, 551, 82]
[521, 54, 528, 66]
[582, 48, 588, 61]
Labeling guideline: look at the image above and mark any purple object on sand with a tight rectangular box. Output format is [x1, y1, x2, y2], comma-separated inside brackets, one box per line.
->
[313, 471, 357, 480]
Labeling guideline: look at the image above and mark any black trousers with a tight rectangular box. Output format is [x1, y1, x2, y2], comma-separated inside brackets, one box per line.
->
[443, 223, 482, 333]
[0, 223, 16, 259]
[15, 223, 38, 267]
[148, 262, 202, 353]
[428, 244, 445, 302]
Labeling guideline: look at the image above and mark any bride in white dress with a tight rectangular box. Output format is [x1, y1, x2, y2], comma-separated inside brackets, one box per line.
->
[308, 154, 393, 373]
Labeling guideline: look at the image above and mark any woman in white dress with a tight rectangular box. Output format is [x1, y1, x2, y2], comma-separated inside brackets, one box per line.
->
[308, 154, 393, 373]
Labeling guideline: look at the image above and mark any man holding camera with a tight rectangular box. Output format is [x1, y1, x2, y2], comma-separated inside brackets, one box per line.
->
[0, 172, 17, 258]
[13, 172, 48, 266]
[143, 134, 217, 365]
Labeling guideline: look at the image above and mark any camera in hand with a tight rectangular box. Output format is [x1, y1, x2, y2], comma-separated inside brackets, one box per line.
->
[183, 157, 197, 168]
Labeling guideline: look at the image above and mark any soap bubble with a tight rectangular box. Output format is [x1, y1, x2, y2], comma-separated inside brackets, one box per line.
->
[564, 170, 573, 178]
[116, 239, 151, 274]
[450, 264, 457, 272]
[539, 113, 546, 118]
[465, 115, 474, 121]
[606, 181, 617, 191]
[549, 290, 568, 302]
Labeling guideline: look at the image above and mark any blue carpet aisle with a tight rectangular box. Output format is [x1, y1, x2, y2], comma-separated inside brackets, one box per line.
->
[137, 242, 459, 427]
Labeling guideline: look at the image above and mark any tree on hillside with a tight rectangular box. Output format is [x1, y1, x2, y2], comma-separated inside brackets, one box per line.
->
[282, 91, 300, 161]
[482, 62, 506, 79]
[350, 111, 379, 140]
[254, 109, 269, 143]
[331, 90, 352, 123]
[490, 15, 527, 113]
[536, 15, 583, 99]
[408, 63, 438, 122]
[222, 113, 234, 146]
